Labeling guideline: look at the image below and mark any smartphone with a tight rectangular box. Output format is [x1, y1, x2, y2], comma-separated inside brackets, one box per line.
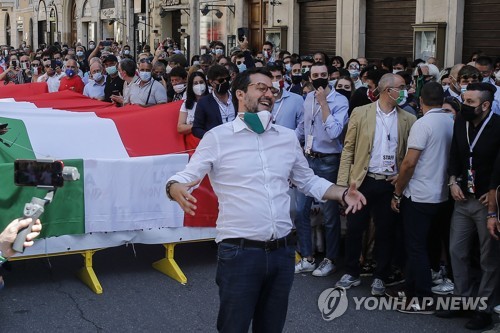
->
[101, 41, 112, 47]
[14, 159, 64, 188]
[237, 27, 248, 42]
[11, 60, 18, 68]
[21, 62, 28, 70]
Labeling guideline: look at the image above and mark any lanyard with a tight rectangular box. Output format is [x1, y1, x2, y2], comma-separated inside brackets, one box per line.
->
[213, 92, 231, 122]
[376, 104, 396, 142]
[466, 111, 493, 168]
[310, 89, 335, 130]
[272, 97, 285, 124]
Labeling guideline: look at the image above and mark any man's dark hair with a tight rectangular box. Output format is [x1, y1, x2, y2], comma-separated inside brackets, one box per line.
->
[119, 58, 136, 77]
[382, 57, 393, 72]
[393, 56, 408, 69]
[231, 67, 272, 112]
[475, 56, 493, 68]
[263, 41, 274, 49]
[458, 65, 481, 80]
[226, 62, 239, 75]
[210, 40, 225, 49]
[367, 69, 389, 85]
[207, 64, 230, 81]
[278, 50, 291, 59]
[170, 66, 187, 79]
[421, 82, 444, 107]
[396, 71, 412, 86]
[311, 61, 326, 70]
[267, 61, 284, 74]
[467, 82, 496, 105]
[199, 53, 213, 65]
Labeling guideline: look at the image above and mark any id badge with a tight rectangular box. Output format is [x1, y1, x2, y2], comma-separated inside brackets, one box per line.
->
[382, 153, 395, 173]
[305, 135, 314, 155]
[466, 169, 476, 194]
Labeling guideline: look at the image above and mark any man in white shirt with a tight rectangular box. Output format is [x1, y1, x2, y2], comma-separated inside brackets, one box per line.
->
[166, 67, 366, 333]
[390, 82, 454, 313]
[129, 59, 167, 106]
[83, 61, 106, 100]
[37, 60, 61, 93]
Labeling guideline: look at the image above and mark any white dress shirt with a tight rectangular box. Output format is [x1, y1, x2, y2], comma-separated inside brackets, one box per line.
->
[169, 116, 333, 242]
[368, 101, 399, 175]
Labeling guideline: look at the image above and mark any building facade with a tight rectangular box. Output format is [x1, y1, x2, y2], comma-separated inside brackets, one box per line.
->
[2, 0, 499, 68]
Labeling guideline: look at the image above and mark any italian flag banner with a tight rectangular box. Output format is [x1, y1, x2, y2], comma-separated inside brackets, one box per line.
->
[0, 83, 218, 238]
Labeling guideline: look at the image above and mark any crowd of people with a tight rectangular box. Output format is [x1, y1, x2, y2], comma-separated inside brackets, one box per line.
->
[1, 37, 500, 331]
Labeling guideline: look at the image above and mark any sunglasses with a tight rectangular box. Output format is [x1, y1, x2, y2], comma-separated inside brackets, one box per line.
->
[139, 58, 151, 64]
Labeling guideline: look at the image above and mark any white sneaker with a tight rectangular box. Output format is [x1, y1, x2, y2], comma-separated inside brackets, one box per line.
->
[431, 269, 444, 285]
[312, 258, 336, 277]
[431, 278, 454, 295]
[295, 258, 316, 274]
[494, 304, 500, 314]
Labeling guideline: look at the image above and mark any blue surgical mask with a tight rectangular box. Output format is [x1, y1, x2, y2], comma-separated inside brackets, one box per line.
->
[106, 66, 117, 76]
[65, 69, 75, 77]
[139, 71, 151, 82]
[237, 63, 247, 73]
[285, 63, 291, 73]
[76, 51, 84, 57]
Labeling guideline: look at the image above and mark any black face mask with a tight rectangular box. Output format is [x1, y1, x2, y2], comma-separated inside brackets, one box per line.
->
[216, 80, 230, 95]
[460, 103, 481, 121]
[312, 78, 329, 90]
[336, 88, 351, 101]
[291, 74, 302, 85]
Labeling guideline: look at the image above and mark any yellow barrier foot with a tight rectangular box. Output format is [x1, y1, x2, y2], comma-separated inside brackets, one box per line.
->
[76, 250, 103, 294]
[152, 243, 187, 285]
[295, 251, 302, 264]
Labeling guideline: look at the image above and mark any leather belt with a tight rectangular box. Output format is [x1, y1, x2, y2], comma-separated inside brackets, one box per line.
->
[221, 233, 296, 251]
[306, 151, 340, 159]
[366, 172, 394, 180]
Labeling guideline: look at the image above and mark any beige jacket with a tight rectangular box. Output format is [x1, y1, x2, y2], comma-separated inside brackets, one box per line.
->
[337, 102, 416, 188]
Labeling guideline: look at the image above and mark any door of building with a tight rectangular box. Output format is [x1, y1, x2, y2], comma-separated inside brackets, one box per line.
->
[365, 0, 416, 63]
[248, 0, 269, 53]
[298, 0, 337, 57]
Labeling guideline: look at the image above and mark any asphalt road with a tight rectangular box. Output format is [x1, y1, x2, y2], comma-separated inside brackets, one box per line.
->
[0, 241, 497, 332]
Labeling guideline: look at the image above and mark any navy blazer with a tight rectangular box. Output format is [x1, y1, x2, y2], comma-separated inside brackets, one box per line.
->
[192, 93, 237, 139]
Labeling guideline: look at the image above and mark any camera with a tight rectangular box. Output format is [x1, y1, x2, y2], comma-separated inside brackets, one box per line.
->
[14, 159, 65, 188]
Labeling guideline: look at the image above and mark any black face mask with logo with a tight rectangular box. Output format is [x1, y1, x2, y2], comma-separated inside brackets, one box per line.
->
[216, 80, 230, 95]
[312, 78, 329, 90]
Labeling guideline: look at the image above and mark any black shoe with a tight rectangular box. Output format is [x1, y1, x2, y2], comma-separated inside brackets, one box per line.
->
[435, 309, 474, 319]
[386, 269, 405, 287]
[360, 261, 376, 277]
[464, 311, 492, 330]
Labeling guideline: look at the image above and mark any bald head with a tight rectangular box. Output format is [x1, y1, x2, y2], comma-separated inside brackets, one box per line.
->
[378, 73, 404, 92]
[450, 63, 464, 80]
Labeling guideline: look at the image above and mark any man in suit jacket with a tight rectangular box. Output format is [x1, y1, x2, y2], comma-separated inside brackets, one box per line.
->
[335, 73, 416, 296]
[192, 65, 237, 139]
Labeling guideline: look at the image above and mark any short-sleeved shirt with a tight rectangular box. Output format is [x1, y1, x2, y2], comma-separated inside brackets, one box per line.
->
[83, 79, 106, 99]
[129, 79, 168, 106]
[180, 100, 197, 125]
[404, 108, 454, 203]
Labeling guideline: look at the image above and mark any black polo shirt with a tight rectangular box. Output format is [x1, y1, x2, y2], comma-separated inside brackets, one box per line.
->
[104, 74, 125, 102]
[448, 111, 500, 198]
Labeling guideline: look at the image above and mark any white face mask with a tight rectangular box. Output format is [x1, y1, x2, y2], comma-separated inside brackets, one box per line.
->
[442, 84, 449, 92]
[193, 83, 206, 96]
[124, 50, 130, 55]
[329, 79, 337, 87]
[460, 85, 468, 94]
[272, 81, 281, 91]
[93, 72, 103, 82]
[32, 67, 39, 75]
[214, 49, 224, 56]
[166, 65, 173, 74]
[173, 83, 186, 93]
[241, 111, 273, 134]
[139, 71, 151, 82]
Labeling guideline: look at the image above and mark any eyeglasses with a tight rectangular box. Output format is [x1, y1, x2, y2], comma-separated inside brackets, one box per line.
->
[43, 58, 50, 61]
[248, 82, 279, 95]
[301, 56, 313, 62]
[44, 64, 52, 68]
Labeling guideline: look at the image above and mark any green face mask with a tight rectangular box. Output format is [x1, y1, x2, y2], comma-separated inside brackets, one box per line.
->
[242, 111, 272, 134]
[391, 89, 408, 106]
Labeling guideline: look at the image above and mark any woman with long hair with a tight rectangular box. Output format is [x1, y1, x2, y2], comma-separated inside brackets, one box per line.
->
[177, 71, 209, 134]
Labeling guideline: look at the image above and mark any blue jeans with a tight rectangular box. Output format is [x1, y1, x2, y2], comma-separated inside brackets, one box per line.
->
[215, 242, 295, 333]
[295, 154, 341, 260]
